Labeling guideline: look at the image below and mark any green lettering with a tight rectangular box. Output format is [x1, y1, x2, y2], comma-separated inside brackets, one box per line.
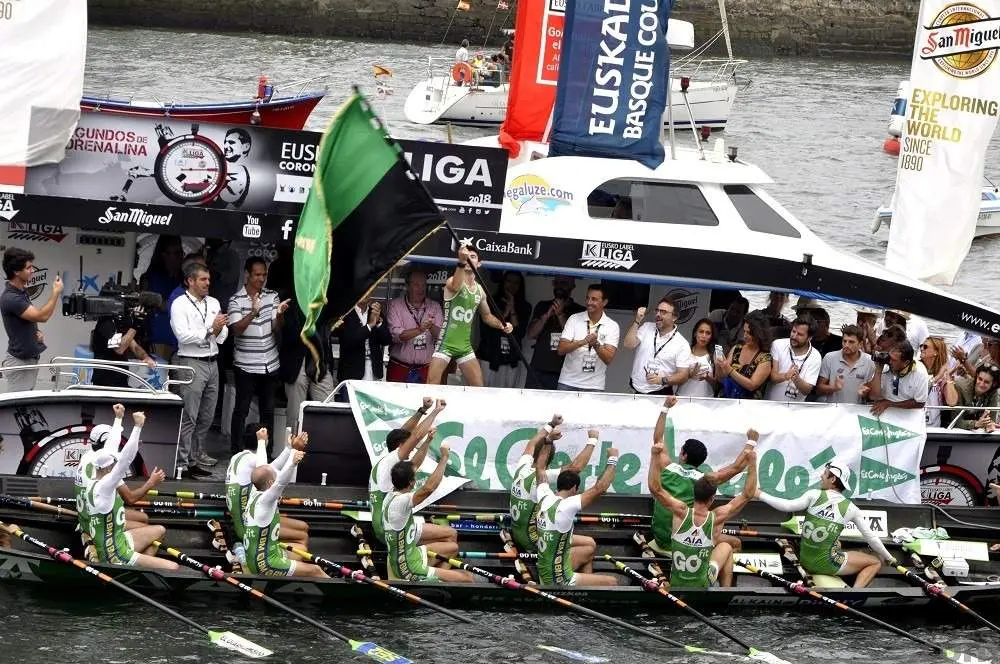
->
[462, 437, 490, 489]
[809, 446, 836, 470]
[758, 449, 785, 495]
[433, 421, 465, 477]
[369, 431, 388, 456]
[496, 428, 537, 488]
[780, 464, 810, 499]
[610, 453, 641, 494]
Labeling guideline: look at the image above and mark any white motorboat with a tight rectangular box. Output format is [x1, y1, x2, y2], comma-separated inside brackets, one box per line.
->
[403, 20, 745, 130]
[871, 186, 1000, 239]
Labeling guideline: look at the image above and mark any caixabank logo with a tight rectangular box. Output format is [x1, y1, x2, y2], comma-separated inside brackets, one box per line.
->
[919, 3, 1000, 78]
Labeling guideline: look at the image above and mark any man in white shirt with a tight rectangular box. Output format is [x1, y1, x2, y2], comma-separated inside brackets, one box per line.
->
[766, 316, 822, 402]
[455, 39, 470, 63]
[623, 296, 692, 395]
[557, 284, 620, 392]
[861, 339, 929, 416]
[815, 325, 875, 404]
[170, 262, 229, 479]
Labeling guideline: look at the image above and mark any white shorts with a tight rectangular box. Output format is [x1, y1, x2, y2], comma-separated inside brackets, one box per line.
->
[414, 520, 424, 543]
[432, 350, 477, 365]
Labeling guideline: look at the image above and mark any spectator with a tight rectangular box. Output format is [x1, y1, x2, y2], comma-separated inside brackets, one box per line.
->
[944, 364, 1000, 431]
[815, 325, 875, 404]
[278, 301, 333, 435]
[478, 271, 531, 388]
[749, 292, 790, 341]
[875, 324, 907, 353]
[920, 336, 950, 427]
[525, 276, 584, 390]
[948, 331, 983, 374]
[336, 298, 392, 386]
[709, 296, 748, 354]
[0, 247, 63, 392]
[456, 39, 470, 63]
[228, 258, 289, 455]
[882, 309, 929, 352]
[139, 235, 184, 361]
[808, 308, 841, 357]
[953, 335, 1000, 378]
[206, 239, 242, 314]
[677, 318, 720, 398]
[716, 311, 773, 399]
[623, 296, 692, 395]
[90, 305, 156, 388]
[861, 340, 928, 416]
[170, 262, 228, 479]
[386, 267, 443, 384]
[557, 284, 620, 392]
[766, 317, 822, 402]
[856, 305, 881, 354]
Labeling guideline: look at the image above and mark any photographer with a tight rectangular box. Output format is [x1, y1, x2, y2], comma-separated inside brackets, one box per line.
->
[90, 308, 156, 388]
[860, 339, 928, 417]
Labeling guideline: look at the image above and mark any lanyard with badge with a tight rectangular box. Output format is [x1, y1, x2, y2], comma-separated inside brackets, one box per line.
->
[783, 344, 811, 399]
[644, 327, 677, 375]
[186, 293, 211, 348]
[582, 320, 600, 373]
[406, 297, 428, 351]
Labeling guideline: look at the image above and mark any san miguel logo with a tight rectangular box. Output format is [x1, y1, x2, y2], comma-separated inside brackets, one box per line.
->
[7, 223, 67, 243]
[26, 266, 48, 301]
[920, 3, 1000, 78]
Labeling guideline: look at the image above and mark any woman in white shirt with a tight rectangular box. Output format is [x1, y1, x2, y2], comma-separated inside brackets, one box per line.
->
[920, 336, 949, 427]
[677, 318, 720, 398]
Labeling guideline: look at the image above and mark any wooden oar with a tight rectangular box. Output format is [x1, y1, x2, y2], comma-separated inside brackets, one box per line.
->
[1, 522, 272, 658]
[286, 544, 607, 664]
[744, 563, 989, 664]
[604, 555, 792, 664]
[894, 564, 1000, 635]
[146, 489, 228, 501]
[1, 494, 77, 518]
[434, 551, 788, 662]
[158, 542, 413, 664]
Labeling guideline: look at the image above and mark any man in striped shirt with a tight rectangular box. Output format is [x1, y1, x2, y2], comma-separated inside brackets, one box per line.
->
[228, 258, 290, 455]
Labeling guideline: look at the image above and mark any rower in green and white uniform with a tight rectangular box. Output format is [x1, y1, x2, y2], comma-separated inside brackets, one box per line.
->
[426, 243, 513, 387]
[648, 439, 758, 588]
[509, 415, 597, 552]
[243, 446, 328, 578]
[86, 410, 177, 572]
[383, 445, 473, 583]
[649, 396, 754, 554]
[756, 461, 896, 588]
[534, 445, 619, 586]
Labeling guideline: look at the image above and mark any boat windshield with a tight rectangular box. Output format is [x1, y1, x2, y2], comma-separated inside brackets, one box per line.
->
[587, 179, 718, 226]
[724, 185, 801, 238]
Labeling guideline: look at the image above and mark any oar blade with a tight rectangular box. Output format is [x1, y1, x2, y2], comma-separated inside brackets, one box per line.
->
[748, 648, 795, 664]
[536, 643, 610, 663]
[943, 649, 992, 664]
[209, 630, 273, 658]
[349, 639, 414, 664]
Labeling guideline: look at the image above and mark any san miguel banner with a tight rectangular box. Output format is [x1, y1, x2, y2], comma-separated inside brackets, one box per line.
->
[548, 0, 671, 168]
[15, 110, 507, 238]
[346, 381, 927, 505]
[886, 0, 1000, 285]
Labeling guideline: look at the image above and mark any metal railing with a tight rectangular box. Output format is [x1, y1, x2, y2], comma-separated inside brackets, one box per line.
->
[0, 357, 195, 394]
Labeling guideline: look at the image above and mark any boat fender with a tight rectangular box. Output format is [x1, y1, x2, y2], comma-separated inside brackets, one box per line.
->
[883, 136, 900, 157]
[452, 62, 474, 84]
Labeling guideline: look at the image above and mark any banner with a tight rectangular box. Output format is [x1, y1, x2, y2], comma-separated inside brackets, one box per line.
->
[21, 111, 507, 234]
[548, 0, 671, 168]
[886, 0, 1000, 285]
[346, 382, 927, 505]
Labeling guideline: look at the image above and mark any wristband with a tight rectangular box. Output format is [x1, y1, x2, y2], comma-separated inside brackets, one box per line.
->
[745, 439, 758, 448]
[660, 406, 670, 414]
[586, 437, 598, 446]
[606, 456, 619, 467]
[417, 406, 429, 415]
[543, 424, 554, 434]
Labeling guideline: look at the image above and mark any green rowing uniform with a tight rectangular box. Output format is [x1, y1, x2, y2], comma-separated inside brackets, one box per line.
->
[434, 281, 484, 363]
[535, 483, 581, 585]
[670, 508, 715, 588]
[74, 449, 97, 535]
[225, 451, 255, 540]
[86, 423, 143, 567]
[652, 462, 703, 549]
[383, 491, 438, 581]
[509, 455, 559, 552]
[243, 453, 297, 576]
[369, 449, 402, 544]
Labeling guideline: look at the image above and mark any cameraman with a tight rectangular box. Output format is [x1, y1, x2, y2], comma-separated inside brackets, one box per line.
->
[860, 339, 928, 417]
[91, 308, 156, 388]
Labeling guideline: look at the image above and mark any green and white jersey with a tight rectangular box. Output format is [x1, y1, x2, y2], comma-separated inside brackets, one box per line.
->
[243, 453, 296, 576]
[535, 483, 582, 585]
[652, 462, 703, 549]
[86, 424, 142, 566]
[75, 449, 97, 534]
[369, 449, 403, 543]
[670, 508, 715, 588]
[226, 448, 290, 541]
[509, 455, 560, 552]
[383, 490, 436, 581]
[435, 281, 484, 359]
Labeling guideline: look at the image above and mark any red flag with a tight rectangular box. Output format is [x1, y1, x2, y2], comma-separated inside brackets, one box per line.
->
[498, 0, 562, 157]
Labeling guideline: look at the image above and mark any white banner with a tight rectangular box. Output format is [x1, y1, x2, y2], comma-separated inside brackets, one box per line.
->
[346, 381, 927, 505]
[886, 0, 1000, 285]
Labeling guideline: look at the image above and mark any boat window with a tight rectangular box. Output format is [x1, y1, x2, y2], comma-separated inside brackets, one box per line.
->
[587, 180, 718, 226]
[724, 185, 801, 238]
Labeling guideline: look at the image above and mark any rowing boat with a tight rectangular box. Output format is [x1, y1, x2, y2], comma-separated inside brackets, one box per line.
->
[2, 480, 999, 615]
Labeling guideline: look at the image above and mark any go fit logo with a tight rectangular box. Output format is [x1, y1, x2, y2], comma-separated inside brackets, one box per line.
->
[505, 175, 574, 215]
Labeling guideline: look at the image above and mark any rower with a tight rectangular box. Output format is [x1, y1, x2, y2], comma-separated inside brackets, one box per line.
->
[225, 424, 310, 565]
[384, 445, 474, 582]
[86, 410, 178, 571]
[508, 414, 597, 553]
[244, 446, 328, 578]
[369, 397, 456, 552]
[650, 396, 755, 555]
[534, 443, 619, 586]
[648, 441, 758, 588]
[756, 461, 896, 588]
[77, 403, 167, 533]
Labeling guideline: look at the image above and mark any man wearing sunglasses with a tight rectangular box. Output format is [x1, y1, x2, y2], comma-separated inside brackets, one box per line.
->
[860, 339, 928, 417]
[756, 462, 896, 588]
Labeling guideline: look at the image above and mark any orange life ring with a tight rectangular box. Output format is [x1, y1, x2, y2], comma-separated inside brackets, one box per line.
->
[452, 62, 474, 84]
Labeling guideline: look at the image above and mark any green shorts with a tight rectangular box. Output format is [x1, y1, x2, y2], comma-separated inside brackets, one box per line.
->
[805, 545, 847, 576]
[246, 551, 297, 577]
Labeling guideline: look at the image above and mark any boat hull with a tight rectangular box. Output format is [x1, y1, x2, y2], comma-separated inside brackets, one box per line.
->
[872, 187, 1000, 239]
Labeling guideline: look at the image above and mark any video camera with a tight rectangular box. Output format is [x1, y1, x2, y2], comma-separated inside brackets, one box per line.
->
[62, 281, 163, 324]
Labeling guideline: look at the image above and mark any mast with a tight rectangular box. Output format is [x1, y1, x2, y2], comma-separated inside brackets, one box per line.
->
[718, 0, 733, 60]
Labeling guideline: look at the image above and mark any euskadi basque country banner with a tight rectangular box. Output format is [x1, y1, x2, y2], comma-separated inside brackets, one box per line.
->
[13, 111, 507, 239]
[548, 0, 671, 168]
[346, 381, 927, 506]
[886, 0, 1000, 285]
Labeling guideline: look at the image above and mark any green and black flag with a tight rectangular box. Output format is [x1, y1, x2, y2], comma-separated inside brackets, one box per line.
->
[293, 91, 444, 379]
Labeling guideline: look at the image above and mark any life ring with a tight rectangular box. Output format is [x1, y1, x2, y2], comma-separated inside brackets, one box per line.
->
[452, 62, 474, 84]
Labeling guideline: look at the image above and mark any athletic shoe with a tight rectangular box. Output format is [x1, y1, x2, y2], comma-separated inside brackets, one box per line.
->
[195, 452, 218, 467]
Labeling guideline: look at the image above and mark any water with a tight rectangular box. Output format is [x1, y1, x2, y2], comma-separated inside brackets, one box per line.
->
[8, 27, 997, 663]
